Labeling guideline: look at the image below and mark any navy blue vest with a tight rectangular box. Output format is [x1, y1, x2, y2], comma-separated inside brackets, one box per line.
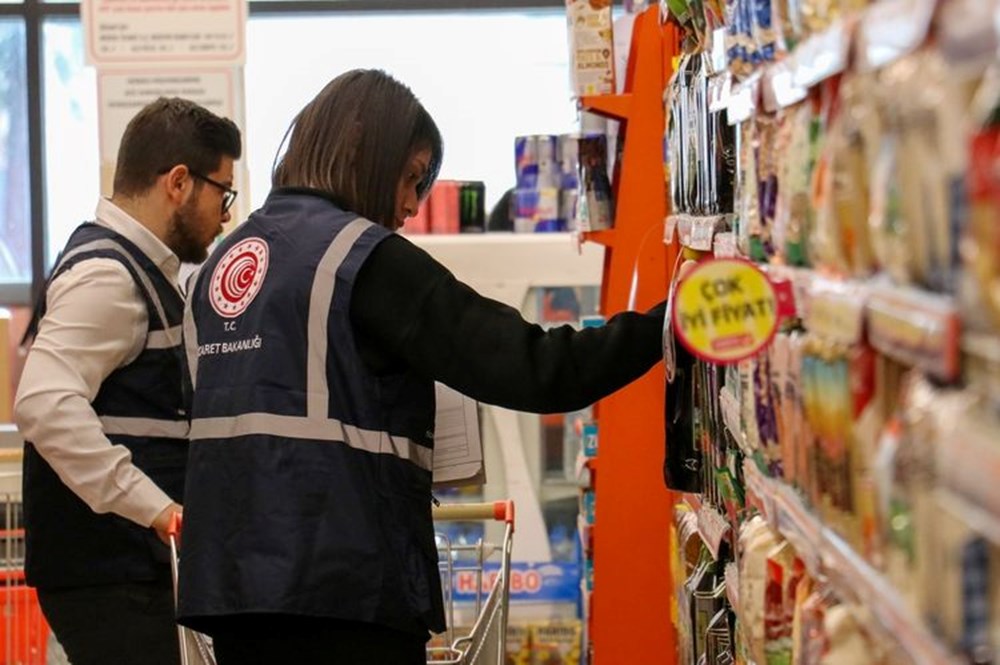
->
[23, 223, 188, 589]
[177, 190, 442, 637]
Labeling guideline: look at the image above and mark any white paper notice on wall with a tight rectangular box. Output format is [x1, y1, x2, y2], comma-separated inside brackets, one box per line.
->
[96, 68, 242, 196]
[432, 383, 485, 489]
[81, 0, 246, 67]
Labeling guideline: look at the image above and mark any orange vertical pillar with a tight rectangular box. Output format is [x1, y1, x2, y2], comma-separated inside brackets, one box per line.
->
[582, 8, 680, 665]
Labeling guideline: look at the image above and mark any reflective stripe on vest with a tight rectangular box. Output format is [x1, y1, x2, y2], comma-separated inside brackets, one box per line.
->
[189, 413, 433, 471]
[54, 238, 175, 335]
[187, 218, 433, 472]
[183, 267, 202, 390]
[146, 325, 182, 350]
[99, 416, 189, 439]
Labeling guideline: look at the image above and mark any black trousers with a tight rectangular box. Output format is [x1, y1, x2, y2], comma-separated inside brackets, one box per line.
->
[37, 580, 181, 665]
[210, 615, 428, 665]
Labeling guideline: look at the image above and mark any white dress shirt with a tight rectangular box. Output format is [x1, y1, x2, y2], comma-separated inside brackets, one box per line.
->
[14, 199, 181, 528]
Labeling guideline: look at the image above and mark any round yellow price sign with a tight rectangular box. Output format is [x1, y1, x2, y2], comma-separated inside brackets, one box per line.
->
[671, 259, 795, 364]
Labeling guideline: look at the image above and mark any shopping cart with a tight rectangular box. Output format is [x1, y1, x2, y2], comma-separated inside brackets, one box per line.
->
[428, 501, 515, 665]
[0, 467, 49, 665]
[167, 513, 214, 665]
[168, 499, 515, 665]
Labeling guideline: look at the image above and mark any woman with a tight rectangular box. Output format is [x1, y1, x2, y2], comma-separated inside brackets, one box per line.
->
[178, 69, 665, 664]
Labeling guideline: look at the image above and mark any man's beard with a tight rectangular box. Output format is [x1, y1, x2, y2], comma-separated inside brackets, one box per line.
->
[167, 199, 211, 264]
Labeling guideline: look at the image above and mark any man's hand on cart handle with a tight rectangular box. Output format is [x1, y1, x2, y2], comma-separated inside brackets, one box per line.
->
[152, 502, 183, 546]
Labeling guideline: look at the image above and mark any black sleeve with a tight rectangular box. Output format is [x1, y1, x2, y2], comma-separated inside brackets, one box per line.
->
[350, 235, 666, 414]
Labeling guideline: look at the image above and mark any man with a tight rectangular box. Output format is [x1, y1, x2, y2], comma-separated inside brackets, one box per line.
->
[14, 97, 241, 665]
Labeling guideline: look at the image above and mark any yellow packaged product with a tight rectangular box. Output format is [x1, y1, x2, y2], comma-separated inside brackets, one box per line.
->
[529, 619, 582, 665]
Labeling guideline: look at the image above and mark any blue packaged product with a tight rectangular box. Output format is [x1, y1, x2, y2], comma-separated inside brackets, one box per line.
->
[515, 135, 539, 189]
[535, 135, 560, 189]
[582, 423, 599, 458]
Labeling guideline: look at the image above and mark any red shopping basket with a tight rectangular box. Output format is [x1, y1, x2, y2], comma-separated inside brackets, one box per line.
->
[0, 567, 48, 665]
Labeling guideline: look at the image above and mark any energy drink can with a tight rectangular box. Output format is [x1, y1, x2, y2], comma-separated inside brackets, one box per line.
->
[515, 135, 539, 189]
[514, 188, 540, 233]
[560, 188, 579, 231]
[428, 180, 459, 234]
[458, 181, 485, 233]
[535, 135, 560, 189]
[534, 187, 562, 232]
[558, 134, 580, 190]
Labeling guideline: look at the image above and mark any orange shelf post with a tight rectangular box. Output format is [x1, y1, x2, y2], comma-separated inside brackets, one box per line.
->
[579, 229, 616, 248]
[583, 8, 681, 665]
[580, 93, 634, 121]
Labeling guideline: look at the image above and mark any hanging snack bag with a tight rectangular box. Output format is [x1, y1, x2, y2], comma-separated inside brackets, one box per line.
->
[964, 66, 1000, 330]
[566, 0, 615, 97]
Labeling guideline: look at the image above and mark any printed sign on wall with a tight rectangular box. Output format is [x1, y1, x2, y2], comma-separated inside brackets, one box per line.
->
[82, 0, 246, 66]
[95, 68, 247, 216]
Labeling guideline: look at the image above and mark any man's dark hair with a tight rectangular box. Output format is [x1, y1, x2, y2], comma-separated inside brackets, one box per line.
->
[113, 97, 242, 197]
[272, 69, 443, 228]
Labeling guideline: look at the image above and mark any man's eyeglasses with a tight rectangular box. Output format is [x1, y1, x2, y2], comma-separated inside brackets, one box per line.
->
[189, 170, 238, 213]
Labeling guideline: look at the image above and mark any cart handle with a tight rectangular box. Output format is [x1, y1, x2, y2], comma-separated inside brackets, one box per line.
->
[167, 510, 183, 538]
[167, 503, 517, 534]
[433, 501, 515, 528]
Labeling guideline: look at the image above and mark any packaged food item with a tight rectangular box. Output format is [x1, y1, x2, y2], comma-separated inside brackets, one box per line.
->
[706, 607, 735, 663]
[836, 73, 880, 276]
[565, 0, 615, 97]
[783, 558, 806, 661]
[577, 134, 615, 230]
[963, 66, 1000, 331]
[694, 571, 727, 659]
[871, 49, 970, 292]
[752, 114, 779, 260]
[506, 623, 533, 665]
[664, 254, 704, 493]
[776, 0, 804, 51]
[726, 0, 755, 77]
[877, 375, 937, 608]
[735, 120, 760, 258]
[668, 55, 690, 216]
[530, 620, 582, 665]
[809, 80, 847, 274]
[683, 557, 715, 663]
[794, 583, 828, 665]
[819, 605, 875, 665]
[764, 542, 794, 664]
[739, 518, 782, 664]
[750, 0, 778, 64]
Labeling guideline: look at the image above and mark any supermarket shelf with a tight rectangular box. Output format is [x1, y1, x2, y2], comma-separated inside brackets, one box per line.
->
[0, 424, 21, 450]
[722, 0, 943, 116]
[866, 284, 961, 383]
[579, 229, 616, 248]
[408, 232, 604, 309]
[743, 461, 962, 665]
[580, 93, 633, 121]
[666, 213, 732, 251]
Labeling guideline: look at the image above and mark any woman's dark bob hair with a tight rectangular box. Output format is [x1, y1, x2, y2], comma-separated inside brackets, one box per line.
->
[272, 69, 443, 228]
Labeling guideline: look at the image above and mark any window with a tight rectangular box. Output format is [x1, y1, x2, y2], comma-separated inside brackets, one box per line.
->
[14, 4, 575, 303]
[43, 18, 98, 268]
[0, 19, 29, 298]
[245, 10, 576, 212]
